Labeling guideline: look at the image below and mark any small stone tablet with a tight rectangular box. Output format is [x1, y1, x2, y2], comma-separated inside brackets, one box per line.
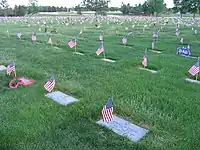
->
[185, 78, 200, 84]
[138, 67, 158, 73]
[45, 91, 78, 105]
[73, 52, 84, 55]
[0, 65, 6, 71]
[97, 115, 149, 142]
[149, 50, 162, 54]
[101, 58, 116, 63]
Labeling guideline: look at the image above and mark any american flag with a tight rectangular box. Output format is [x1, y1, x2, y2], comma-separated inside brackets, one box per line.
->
[68, 39, 77, 48]
[122, 36, 127, 45]
[102, 97, 114, 122]
[142, 56, 148, 67]
[17, 32, 21, 39]
[7, 62, 15, 75]
[44, 75, 55, 93]
[188, 61, 200, 76]
[96, 43, 104, 56]
[99, 33, 103, 41]
[48, 37, 52, 45]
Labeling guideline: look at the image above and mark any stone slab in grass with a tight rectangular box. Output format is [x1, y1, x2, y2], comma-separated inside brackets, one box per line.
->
[149, 50, 162, 54]
[97, 115, 149, 142]
[0, 65, 6, 71]
[180, 55, 197, 59]
[101, 58, 116, 63]
[138, 67, 158, 73]
[185, 78, 200, 84]
[45, 91, 78, 105]
[54, 46, 60, 49]
[73, 52, 84, 55]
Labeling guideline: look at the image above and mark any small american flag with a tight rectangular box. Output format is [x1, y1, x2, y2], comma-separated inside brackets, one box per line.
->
[48, 37, 52, 45]
[99, 33, 103, 41]
[180, 37, 184, 44]
[68, 39, 77, 48]
[188, 61, 200, 76]
[102, 97, 114, 122]
[142, 56, 148, 67]
[96, 43, 104, 56]
[17, 32, 22, 39]
[122, 36, 127, 45]
[31, 33, 37, 41]
[7, 62, 15, 75]
[44, 75, 55, 93]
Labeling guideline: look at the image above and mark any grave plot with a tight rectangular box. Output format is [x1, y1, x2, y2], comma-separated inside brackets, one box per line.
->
[97, 115, 149, 143]
[45, 91, 79, 105]
[0, 65, 6, 71]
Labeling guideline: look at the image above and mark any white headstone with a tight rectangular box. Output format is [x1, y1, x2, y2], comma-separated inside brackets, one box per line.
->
[0, 65, 6, 71]
[138, 67, 158, 73]
[97, 115, 149, 142]
[45, 91, 78, 105]
[185, 78, 200, 84]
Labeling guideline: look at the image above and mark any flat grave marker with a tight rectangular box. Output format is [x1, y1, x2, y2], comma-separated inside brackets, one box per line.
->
[185, 78, 200, 84]
[0, 65, 6, 71]
[45, 91, 78, 105]
[97, 115, 149, 142]
[101, 58, 116, 63]
[73, 52, 84, 56]
[149, 50, 162, 54]
[138, 67, 158, 73]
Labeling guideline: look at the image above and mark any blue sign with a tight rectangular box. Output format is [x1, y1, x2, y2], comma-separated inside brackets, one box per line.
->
[177, 47, 190, 56]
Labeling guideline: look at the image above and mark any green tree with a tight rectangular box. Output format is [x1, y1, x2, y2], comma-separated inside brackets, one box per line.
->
[173, 0, 189, 17]
[147, 0, 165, 16]
[28, 0, 39, 14]
[75, 4, 82, 15]
[83, 0, 110, 15]
[187, 0, 200, 18]
[0, 0, 9, 16]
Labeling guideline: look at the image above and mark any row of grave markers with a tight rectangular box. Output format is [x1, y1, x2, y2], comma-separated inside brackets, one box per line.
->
[0, 61, 149, 143]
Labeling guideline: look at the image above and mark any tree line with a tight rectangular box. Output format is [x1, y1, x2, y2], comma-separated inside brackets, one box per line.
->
[173, 0, 200, 18]
[0, 0, 199, 17]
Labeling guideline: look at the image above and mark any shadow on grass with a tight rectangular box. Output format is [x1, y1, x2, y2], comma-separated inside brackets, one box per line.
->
[0, 73, 11, 92]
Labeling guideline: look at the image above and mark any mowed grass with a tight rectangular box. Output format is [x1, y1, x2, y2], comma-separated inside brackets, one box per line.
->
[0, 17, 200, 150]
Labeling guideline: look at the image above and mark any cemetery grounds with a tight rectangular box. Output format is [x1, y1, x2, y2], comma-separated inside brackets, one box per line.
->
[0, 16, 200, 150]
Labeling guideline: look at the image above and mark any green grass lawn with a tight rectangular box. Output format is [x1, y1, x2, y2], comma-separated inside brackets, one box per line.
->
[0, 16, 200, 150]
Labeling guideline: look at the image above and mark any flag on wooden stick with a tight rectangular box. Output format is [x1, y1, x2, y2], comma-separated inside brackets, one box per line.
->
[7, 62, 15, 76]
[31, 33, 37, 41]
[96, 43, 104, 56]
[142, 56, 148, 67]
[102, 97, 114, 122]
[17, 32, 22, 39]
[180, 37, 184, 44]
[47, 37, 52, 45]
[188, 61, 200, 76]
[122, 36, 127, 45]
[99, 32, 103, 41]
[44, 75, 55, 93]
[68, 39, 77, 48]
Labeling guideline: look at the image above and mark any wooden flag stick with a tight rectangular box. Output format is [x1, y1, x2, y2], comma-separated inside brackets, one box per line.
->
[75, 45, 77, 53]
[74, 38, 77, 53]
[196, 57, 199, 81]
[13, 62, 16, 78]
[103, 51, 106, 59]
